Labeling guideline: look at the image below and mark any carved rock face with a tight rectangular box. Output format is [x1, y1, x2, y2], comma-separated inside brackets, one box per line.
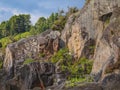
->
[3, 30, 60, 71]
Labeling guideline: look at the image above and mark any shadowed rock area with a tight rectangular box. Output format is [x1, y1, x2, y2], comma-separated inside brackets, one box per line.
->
[0, 62, 55, 90]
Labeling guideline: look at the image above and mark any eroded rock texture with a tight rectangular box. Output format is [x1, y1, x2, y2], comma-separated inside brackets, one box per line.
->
[1, 0, 120, 89]
[61, 0, 120, 81]
[0, 62, 55, 90]
[4, 30, 60, 71]
[93, 7, 120, 81]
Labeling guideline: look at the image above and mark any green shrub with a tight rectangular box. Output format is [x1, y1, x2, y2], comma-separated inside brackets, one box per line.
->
[0, 32, 31, 49]
[51, 48, 72, 63]
[51, 48, 93, 75]
[66, 74, 94, 87]
[23, 58, 34, 65]
[14, 32, 31, 41]
[66, 57, 93, 77]
[65, 57, 94, 87]
[78, 57, 93, 74]
[50, 48, 94, 87]
[0, 37, 12, 48]
[66, 77, 86, 87]
[51, 16, 66, 31]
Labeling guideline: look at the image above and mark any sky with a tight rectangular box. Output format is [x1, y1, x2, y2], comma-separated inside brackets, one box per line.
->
[0, 0, 85, 24]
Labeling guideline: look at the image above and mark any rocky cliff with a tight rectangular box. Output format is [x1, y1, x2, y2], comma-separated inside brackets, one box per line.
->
[4, 30, 60, 71]
[1, 30, 62, 90]
[61, 0, 120, 81]
[1, 0, 120, 90]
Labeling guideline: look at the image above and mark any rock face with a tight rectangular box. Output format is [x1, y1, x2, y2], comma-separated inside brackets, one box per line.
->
[1, 30, 65, 90]
[61, 0, 120, 81]
[0, 62, 55, 90]
[1, 0, 120, 89]
[101, 73, 120, 90]
[4, 30, 60, 72]
[92, 7, 120, 81]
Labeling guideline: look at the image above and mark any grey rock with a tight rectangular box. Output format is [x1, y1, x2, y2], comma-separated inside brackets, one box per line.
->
[1, 62, 55, 90]
[61, 0, 120, 81]
[3, 30, 60, 72]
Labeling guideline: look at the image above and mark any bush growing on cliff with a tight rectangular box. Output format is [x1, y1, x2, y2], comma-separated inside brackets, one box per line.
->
[0, 37, 12, 48]
[51, 15, 66, 31]
[51, 7, 78, 31]
[23, 58, 34, 65]
[66, 57, 94, 87]
[51, 47, 93, 76]
[51, 47, 93, 74]
[50, 48, 93, 87]
[0, 32, 32, 49]
[14, 32, 31, 41]
[65, 57, 93, 83]
[78, 57, 93, 74]
[51, 48, 72, 64]
[50, 48, 74, 73]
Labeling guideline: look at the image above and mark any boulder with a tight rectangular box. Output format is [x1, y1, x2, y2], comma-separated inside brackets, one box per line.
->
[101, 73, 120, 90]
[1, 62, 55, 90]
[3, 30, 60, 72]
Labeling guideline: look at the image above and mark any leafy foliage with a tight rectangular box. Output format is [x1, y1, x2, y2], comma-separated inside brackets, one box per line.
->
[65, 57, 93, 87]
[51, 48, 72, 64]
[51, 15, 66, 31]
[0, 14, 31, 38]
[0, 32, 31, 49]
[78, 57, 93, 74]
[50, 48, 93, 75]
[30, 13, 59, 34]
[66, 7, 79, 17]
[0, 37, 12, 48]
[66, 77, 86, 87]
[14, 32, 31, 41]
[51, 7, 78, 31]
[34, 17, 47, 33]
[50, 48, 93, 87]
[23, 58, 34, 65]
[9, 14, 31, 35]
